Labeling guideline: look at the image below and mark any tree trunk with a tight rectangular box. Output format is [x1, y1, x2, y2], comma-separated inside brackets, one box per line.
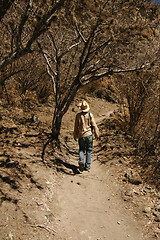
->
[52, 113, 63, 141]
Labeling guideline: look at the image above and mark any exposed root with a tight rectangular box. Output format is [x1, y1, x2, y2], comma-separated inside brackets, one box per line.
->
[30, 224, 56, 235]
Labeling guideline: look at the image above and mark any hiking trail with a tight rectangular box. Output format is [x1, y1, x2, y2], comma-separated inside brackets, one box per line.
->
[53, 98, 145, 240]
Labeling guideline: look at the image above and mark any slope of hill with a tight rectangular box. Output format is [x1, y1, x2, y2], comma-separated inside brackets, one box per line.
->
[0, 95, 160, 239]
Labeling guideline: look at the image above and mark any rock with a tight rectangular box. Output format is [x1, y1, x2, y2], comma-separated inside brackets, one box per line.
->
[45, 211, 53, 221]
[124, 169, 142, 185]
[8, 232, 14, 240]
[132, 189, 139, 195]
[119, 159, 124, 164]
[153, 211, 160, 222]
[122, 196, 131, 202]
[31, 114, 39, 122]
[143, 206, 151, 213]
[112, 150, 122, 157]
[157, 192, 160, 199]
[125, 189, 133, 197]
[153, 211, 158, 217]
[122, 190, 133, 201]
[145, 185, 152, 193]
[155, 216, 160, 222]
[155, 204, 160, 212]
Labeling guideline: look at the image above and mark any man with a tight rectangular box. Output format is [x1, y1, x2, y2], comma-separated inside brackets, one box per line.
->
[74, 100, 99, 171]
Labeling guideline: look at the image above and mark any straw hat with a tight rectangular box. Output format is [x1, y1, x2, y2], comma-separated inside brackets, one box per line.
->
[79, 100, 90, 112]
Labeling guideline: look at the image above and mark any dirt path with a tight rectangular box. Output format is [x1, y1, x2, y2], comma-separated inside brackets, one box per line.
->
[53, 99, 145, 240]
[0, 97, 151, 239]
[54, 150, 144, 240]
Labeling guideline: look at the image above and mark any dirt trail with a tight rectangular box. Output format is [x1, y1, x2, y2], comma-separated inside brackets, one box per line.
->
[53, 99, 145, 240]
[54, 159, 144, 240]
[0, 97, 150, 239]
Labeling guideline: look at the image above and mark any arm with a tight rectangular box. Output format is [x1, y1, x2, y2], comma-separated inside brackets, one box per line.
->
[90, 113, 100, 139]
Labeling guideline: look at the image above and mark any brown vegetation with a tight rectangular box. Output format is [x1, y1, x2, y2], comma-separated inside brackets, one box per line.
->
[0, 2, 160, 238]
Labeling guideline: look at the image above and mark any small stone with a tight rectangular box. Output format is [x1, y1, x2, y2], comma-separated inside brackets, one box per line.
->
[125, 190, 133, 197]
[153, 211, 159, 217]
[155, 216, 160, 222]
[31, 114, 39, 122]
[124, 169, 142, 185]
[119, 159, 124, 164]
[45, 211, 53, 220]
[155, 204, 160, 212]
[133, 189, 139, 195]
[143, 206, 151, 213]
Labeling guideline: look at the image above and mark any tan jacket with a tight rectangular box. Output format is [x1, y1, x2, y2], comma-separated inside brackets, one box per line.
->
[74, 111, 99, 140]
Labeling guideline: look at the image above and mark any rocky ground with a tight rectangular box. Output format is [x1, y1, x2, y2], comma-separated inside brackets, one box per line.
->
[0, 95, 160, 239]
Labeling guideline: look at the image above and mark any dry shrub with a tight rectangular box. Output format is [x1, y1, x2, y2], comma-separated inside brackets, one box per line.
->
[110, 106, 130, 132]
[36, 80, 52, 103]
[80, 77, 117, 102]
[0, 54, 52, 106]
[111, 68, 160, 187]
[113, 67, 160, 156]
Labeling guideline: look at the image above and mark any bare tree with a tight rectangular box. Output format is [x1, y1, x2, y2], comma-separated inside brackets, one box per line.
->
[0, 0, 66, 71]
[0, 0, 66, 99]
[38, 0, 160, 158]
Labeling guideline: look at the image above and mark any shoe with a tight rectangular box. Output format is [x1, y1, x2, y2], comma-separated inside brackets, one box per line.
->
[84, 167, 90, 172]
[79, 162, 84, 171]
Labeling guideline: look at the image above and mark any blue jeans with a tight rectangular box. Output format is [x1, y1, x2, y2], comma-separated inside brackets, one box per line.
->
[78, 135, 93, 169]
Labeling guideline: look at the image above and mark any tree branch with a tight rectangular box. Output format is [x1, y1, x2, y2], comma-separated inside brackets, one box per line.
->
[74, 21, 86, 43]
[81, 63, 151, 85]
[0, 0, 66, 71]
[59, 40, 81, 59]
[37, 41, 57, 95]
[17, 0, 30, 49]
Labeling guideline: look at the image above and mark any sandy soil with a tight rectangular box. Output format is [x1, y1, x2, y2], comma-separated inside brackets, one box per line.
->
[53, 99, 145, 240]
[54, 160, 144, 240]
[0, 96, 158, 239]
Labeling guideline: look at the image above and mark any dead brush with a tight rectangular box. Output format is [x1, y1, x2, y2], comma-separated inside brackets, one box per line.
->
[36, 82, 52, 103]
[110, 106, 130, 132]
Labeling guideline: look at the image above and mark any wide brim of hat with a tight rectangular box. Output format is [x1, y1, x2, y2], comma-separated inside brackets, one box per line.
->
[82, 107, 90, 112]
[79, 102, 90, 112]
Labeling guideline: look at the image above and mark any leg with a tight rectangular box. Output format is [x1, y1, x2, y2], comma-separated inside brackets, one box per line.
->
[85, 135, 93, 170]
[78, 137, 85, 168]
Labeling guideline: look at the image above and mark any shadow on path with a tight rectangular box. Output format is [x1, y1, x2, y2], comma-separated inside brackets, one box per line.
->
[54, 158, 81, 175]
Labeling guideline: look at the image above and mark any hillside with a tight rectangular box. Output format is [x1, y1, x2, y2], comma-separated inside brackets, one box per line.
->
[0, 95, 160, 239]
[0, 1, 160, 239]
